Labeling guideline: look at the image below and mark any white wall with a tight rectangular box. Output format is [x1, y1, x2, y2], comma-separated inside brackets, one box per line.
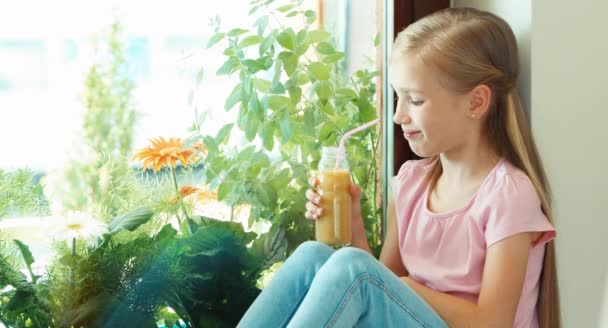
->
[453, 0, 608, 327]
[532, 1, 608, 326]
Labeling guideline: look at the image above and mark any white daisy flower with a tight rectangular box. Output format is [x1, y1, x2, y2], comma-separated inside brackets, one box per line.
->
[53, 211, 107, 246]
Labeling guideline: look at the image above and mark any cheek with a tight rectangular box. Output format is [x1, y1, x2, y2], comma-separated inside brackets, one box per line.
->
[419, 108, 464, 141]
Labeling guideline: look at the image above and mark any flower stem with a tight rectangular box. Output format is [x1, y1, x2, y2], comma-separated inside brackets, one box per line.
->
[72, 237, 76, 257]
[170, 166, 192, 233]
[171, 166, 180, 194]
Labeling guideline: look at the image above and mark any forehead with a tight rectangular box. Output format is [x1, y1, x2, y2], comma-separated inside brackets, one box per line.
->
[389, 54, 438, 93]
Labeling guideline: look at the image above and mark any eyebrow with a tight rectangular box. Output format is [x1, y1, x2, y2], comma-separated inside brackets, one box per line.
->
[392, 86, 424, 94]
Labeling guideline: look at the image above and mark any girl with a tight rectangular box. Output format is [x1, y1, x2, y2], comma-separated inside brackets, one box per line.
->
[238, 7, 559, 328]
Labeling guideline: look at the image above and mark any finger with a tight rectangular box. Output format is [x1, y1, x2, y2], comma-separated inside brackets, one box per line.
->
[308, 176, 320, 187]
[305, 211, 318, 221]
[306, 189, 321, 204]
[349, 185, 361, 198]
[306, 201, 323, 216]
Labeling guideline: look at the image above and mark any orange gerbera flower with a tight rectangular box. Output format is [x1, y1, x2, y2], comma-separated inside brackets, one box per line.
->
[168, 185, 200, 204]
[197, 188, 218, 202]
[133, 137, 200, 172]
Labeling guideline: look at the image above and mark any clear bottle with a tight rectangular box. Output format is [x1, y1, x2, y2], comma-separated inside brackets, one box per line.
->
[315, 146, 352, 246]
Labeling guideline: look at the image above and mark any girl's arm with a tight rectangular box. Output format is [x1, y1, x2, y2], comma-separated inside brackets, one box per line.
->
[402, 232, 533, 328]
[379, 194, 409, 277]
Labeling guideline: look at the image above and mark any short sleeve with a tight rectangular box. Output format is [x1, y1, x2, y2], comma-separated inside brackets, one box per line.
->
[483, 173, 556, 248]
[390, 160, 415, 193]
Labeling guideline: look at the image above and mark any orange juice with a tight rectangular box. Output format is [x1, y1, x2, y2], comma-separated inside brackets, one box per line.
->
[316, 169, 352, 246]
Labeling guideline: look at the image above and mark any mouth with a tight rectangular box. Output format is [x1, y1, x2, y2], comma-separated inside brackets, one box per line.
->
[403, 130, 421, 139]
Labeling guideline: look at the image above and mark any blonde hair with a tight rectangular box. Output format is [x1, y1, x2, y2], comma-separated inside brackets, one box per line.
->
[392, 8, 560, 328]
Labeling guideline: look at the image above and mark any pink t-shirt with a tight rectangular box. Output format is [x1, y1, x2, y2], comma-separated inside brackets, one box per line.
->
[391, 158, 556, 328]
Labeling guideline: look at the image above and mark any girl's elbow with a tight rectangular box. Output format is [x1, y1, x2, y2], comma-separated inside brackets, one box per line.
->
[469, 310, 514, 328]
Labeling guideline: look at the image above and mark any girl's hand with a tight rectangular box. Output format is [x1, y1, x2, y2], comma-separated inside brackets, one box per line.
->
[304, 176, 323, 221]
[304, 177, 364, 231]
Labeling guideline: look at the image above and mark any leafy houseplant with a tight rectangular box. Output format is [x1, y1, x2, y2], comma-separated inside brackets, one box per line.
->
[192, 0, 382, 258]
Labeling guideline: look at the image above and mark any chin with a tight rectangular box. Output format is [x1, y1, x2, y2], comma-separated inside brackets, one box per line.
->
[409, 143, 439, 158]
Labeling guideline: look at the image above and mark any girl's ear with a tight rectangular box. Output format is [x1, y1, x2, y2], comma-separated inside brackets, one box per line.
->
[468, 84, 492, 119]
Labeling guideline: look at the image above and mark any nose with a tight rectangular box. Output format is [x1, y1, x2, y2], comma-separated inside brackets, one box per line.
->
[393, 100, 412, 125]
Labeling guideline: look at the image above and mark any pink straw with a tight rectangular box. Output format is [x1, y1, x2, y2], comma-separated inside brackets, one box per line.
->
[335, 118, 379, 169]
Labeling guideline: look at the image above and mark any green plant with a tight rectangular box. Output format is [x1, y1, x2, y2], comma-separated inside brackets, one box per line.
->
[0, 168, 49, 219]
[56, 19, 141, 220]
[47, 210, 263, 328]
[191, 0, 381, 258]
[0, 238, 53, 328]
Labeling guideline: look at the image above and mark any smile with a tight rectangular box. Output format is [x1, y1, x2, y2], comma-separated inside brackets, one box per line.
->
[404, 131, 421, 139]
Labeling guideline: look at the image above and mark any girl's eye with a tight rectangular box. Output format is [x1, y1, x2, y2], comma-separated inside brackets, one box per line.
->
[410, 98, 424, 106]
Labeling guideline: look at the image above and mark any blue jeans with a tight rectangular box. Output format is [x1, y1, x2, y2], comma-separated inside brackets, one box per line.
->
[238, 241, 448, 328]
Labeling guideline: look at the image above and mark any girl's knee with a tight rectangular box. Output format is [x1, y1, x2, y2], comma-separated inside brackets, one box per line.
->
[332, 247, 374, 265]
[293, 240, 334, 260]
[322, 247, 376, 276]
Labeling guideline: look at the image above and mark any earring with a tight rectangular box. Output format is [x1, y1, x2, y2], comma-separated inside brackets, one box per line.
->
[470, 114, 476, 119]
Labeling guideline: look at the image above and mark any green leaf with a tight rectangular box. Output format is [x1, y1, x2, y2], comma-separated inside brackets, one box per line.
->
[307, 62, 329, 80]
[224, 83, 242, 110]
[306, 30, 331, 43]
[279, 51, 298, 77]
[242, 59, 267, 73]
[249, 4, 262, 15]
[203, 135, 219, 154]
[255, 182, 278, 208]
[5, 289, 34, 312]
[316, 41, 335, 55]
[238, 35, 263, 48]
[304, 107, 315, 134]
[322, 52, 344, 64]
[288, 86, 302, 104]
[227, 28, 249, 37]
[216, 56, 240, 75]
[249, 92, 264, 121]
[277, 4, 297, 12]
[215, 123, 234, 144]
[253, 78, 271, 93]
[321, 102, 334, 115]
[374, 32, 381, 47]
[336, 87, 357, 99]
[263, 224, 288, 263]
[265, 95, 290, 111]
[259, 33, 275, 56]
[154, 224, 178, 244]
[254, 16, 269, 35]
[304, 10, 316, 24]
[277, 28, 296, 51]
[217, 181, 235, 201]
[244, 109, 259, 142]
[296, 29, 307, 45]
[206, 32, 225, 48]
[297, 73, 310, 85]
[13, 239, 34, 269]
[314, 80, 332, 103]
[195, 67, 205, 85]
[279, 110, 294, 144]
[262, 123, 275, 150]
[108, 207, 154, 235]
[358, 88, 376, 122]
[58, 253, 74, 266]
[270, 81, 285, 94]
[242, 75, 252, 102]
[319, 121, 334, 142]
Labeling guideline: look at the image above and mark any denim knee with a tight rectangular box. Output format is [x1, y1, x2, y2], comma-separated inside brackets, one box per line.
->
[319, 247, 376, 280]
[291, 240, 335, 262]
